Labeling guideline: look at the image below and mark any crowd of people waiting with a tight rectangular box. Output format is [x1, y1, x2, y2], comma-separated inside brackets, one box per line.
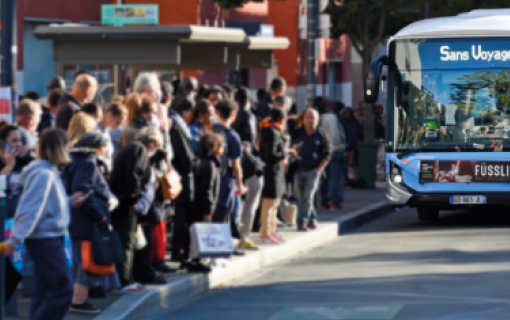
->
[0, 70, 381, 319]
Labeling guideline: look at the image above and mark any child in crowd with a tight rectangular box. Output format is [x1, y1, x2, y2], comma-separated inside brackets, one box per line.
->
[196, 133, 224, 222]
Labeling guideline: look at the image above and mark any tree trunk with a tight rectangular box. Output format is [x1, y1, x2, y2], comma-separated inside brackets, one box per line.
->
[362, 0, 375, 143]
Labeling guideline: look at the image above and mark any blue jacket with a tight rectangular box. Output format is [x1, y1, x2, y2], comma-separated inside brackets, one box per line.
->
[7, 160, 70, 248]
[64, 151, 111, 240]
[189, 119, 204, 155]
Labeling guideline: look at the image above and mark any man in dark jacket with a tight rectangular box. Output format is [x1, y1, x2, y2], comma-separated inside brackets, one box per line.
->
[232, 87, 259, 155]
[56, 73, 97, 131]
[292, 108, 332, 231]
[256, 77, 287, 122]
[213, 99, 246, 255]
[109, 136, 154, 289]
[38, 75, 66, 106]
[38, 89, 63, 134]
[169, 106, 211, 272]
[170, 76, 198, 109]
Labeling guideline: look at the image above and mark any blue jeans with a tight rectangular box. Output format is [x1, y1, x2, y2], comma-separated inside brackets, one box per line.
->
[321, 151, 346, 205]
[24, 237, 73, 320]
[295, 170, 321, 226]
[232, 194, 242, 226]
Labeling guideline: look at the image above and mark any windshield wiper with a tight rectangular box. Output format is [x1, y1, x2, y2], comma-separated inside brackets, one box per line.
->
[397, 143, 430, 159]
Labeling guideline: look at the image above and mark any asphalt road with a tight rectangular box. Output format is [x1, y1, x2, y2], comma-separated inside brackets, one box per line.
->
[151, 206, 510, 320]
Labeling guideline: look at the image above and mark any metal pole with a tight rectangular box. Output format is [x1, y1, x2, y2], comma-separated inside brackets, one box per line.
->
[306, 0, 318, 106]
[424, 2, 431, 19]
[0, 0, 17, 120]
[0, 176, 7, 320]
[0, 0, 16, 316]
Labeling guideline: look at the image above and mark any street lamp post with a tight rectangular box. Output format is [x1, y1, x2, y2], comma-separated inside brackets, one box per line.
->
[0, 1, 17, 318]
[0, 0, 17, 121]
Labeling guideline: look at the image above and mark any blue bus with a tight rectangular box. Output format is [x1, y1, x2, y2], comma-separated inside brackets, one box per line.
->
[365, 10, 510, 221]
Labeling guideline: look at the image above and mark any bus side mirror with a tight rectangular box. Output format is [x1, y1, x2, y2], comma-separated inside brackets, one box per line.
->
[364, 55, 388, 104]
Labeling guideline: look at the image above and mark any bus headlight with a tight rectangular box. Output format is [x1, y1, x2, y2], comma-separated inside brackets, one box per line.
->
[389, 161, 414, 194]
[390, 161, 404, 184]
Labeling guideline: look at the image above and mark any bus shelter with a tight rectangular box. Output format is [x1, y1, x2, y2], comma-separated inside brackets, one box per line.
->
[34, 25, 290, 98]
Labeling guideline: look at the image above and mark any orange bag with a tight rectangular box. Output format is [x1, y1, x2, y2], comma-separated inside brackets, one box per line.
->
[81, 241, 115, 276]
[157, 168, 183, 201]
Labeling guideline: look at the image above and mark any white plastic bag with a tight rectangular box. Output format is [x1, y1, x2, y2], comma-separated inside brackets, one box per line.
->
[135, 225, 147, 250]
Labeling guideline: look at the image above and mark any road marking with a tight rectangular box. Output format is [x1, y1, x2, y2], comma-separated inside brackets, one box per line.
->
[268, 304, 403, 320]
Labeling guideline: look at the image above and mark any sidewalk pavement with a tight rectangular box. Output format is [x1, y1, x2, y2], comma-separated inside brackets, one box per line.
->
[6, 182, 391, 320]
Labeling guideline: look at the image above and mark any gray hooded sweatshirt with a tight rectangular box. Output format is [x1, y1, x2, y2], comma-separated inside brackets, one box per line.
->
[7, 160, 70, 248]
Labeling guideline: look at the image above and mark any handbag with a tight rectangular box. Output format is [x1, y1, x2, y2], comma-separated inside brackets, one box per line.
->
[91, 224, 125, 265]
[81, 241, 115, 276]
[156, 168, 182, 201]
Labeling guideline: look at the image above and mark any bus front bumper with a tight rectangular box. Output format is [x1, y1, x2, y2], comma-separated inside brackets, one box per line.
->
[387, 179, 510, 207]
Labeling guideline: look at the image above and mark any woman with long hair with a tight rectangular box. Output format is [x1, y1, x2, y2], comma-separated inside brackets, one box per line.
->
[122, 94, 157, 147]
[68, 113, 97, 146]
[3, 129, 87, 320]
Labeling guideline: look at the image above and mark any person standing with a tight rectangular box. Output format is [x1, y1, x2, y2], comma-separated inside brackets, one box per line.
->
[169, 98, 208, 272]
[3, 129, 87, 320]
[259, 107, 290, 244]
[189, 100, 215, 154]
[196, 133, 224, 224]
[170, 77, 198, 109]
[98, 102, 128, 166]
[256, 77, 287, 122]
[232, 87, 259, 155]
[122, 94, 158, 147]
[133, 72, 163, 105]
[109, 128, 159, 292]
[293, 108, 331, 231]
[38, 76, 66, 107]
[64, 132, 120, 315]
[213, 99, 247, 254]
[56, 73, 98, 131]
[320, 102, 347, 210]
[38, 89, 63, 134]
[67, 113, 98, 146]
[16, 99, 42, 161]
[0, 125, 35, 219]
[238, 142, 264, 250]
[157, 80, 174, 159]
[205, 86, 224, 107]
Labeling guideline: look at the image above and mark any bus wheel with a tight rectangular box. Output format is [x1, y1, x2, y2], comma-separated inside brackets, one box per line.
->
[417, 206, 439, 221]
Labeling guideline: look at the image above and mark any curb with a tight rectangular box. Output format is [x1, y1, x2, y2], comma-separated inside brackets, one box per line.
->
[93, 200, 392, 320]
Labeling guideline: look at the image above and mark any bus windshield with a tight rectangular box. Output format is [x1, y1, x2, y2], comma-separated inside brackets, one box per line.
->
[387, 37, 510, 153]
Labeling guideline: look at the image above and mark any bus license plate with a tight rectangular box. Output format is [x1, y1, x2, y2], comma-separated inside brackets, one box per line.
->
[450, 196, 486, 205]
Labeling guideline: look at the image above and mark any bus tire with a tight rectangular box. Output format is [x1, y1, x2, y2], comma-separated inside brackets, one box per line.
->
[417, 206, 439, 221]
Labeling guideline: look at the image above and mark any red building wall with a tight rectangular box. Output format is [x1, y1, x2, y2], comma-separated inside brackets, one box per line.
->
[17, 0, 111, 70]
[267, 0, 301, 87]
